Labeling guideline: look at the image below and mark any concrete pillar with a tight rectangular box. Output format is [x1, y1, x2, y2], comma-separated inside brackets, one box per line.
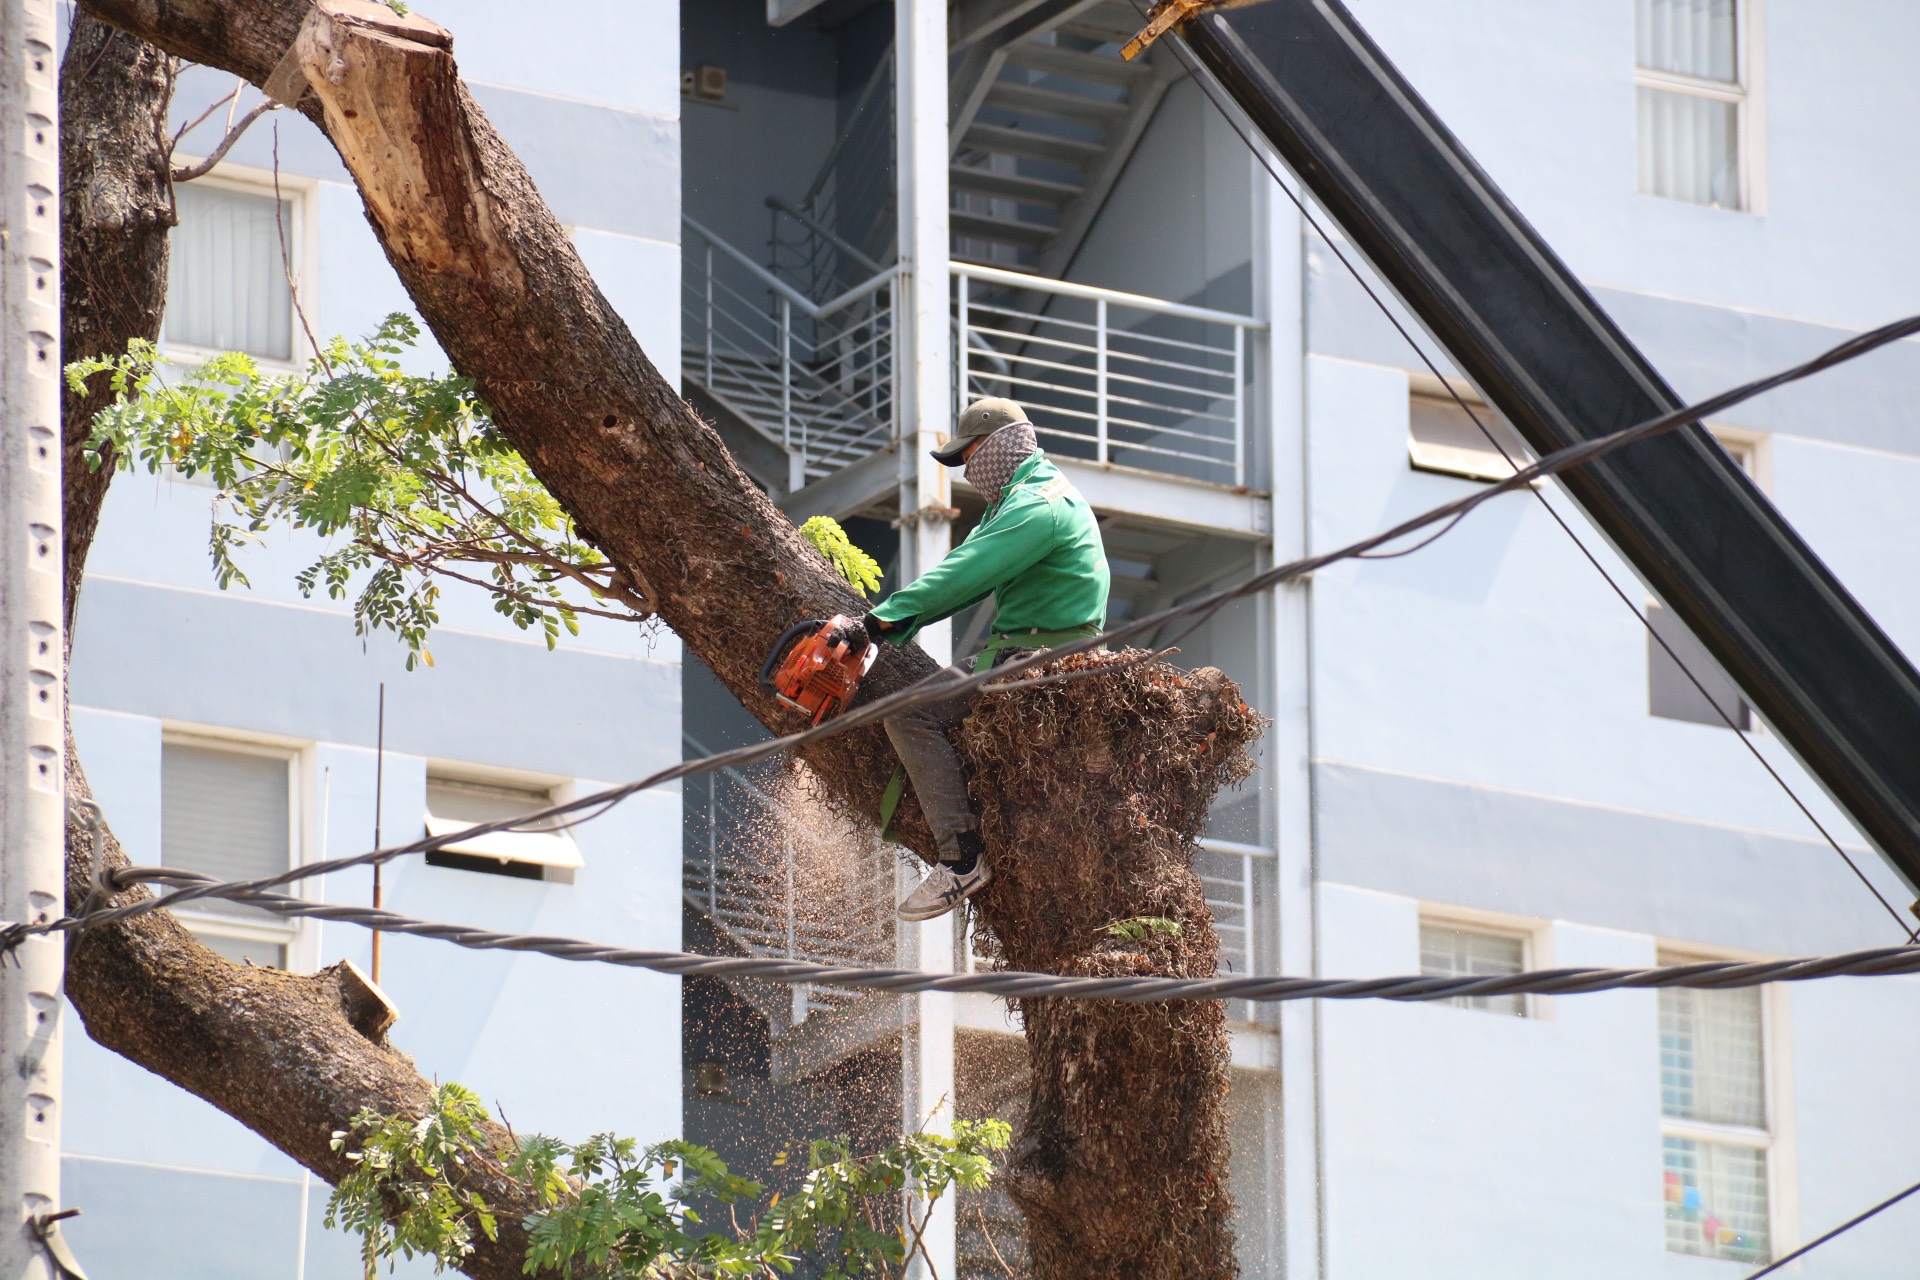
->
[0, 0, 64, 1275]
[893, 1, 955, 1276]
[1256, 150, 1323, 1279]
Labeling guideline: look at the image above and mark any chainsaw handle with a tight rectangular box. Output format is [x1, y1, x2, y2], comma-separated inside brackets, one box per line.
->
[758, 618, 825, 693]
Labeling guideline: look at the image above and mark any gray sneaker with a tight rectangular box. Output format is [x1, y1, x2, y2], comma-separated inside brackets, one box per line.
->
[897, 856, 993, 922]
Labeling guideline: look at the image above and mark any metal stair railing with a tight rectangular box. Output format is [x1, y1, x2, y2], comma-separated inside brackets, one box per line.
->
[954, 262, 1265, 487]
[777, 46, 897, 286]
[957, 835, 1273, 1024]
[682, 734, 897, 1025]
[683, 215, 901, 487]
[766, 194, 886, 304]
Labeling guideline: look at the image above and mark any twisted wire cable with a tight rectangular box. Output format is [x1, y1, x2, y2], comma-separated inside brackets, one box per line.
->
[7, 864, 1916, 1008]
[36, 309, 1920, 947]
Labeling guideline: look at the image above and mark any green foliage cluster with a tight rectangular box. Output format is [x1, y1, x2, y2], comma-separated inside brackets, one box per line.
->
[327, 1083, 1011, 1278]
[69, 316, 648, 669]
[798, 516, 883, 599]
[1100, 914, 1184, 942]
[325, 1082, 502, 1270]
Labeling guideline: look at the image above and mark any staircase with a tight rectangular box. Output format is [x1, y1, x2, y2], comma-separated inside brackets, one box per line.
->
[699, 350, 893, 482]
[949, 0, 1179, 274]
[779, 0, 1176, 278]
[683, 215, 899, 492]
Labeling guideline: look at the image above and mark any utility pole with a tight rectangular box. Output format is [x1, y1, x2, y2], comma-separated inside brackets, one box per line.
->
[894, 1, 955, 1276]
[0, 0, 64, 1275]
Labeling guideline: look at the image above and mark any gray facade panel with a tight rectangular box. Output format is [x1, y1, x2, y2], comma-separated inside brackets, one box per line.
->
[166, 70, 677, 245]
[1315, 761, 1908, 957]
[61, 1159, 303, 1280]
[70, 580, 679, 784]
[472, 85, 678, 243]
[1306, 257, 1920, 457]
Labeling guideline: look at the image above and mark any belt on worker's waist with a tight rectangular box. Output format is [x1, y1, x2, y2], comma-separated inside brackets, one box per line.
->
[972, 621, 1106, 673]
[878, 621, 1107, 842]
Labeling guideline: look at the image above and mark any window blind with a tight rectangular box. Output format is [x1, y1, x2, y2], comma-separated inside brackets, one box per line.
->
[166, 184, 295, 361]
[1636, 0, 1738, 83]
[161, 742, 291, 921]
[1660, 982, 1764, 1127]
[1637, 89, 1740, 208]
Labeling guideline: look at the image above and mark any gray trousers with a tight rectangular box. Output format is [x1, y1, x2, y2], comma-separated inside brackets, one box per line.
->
[883, 648, 1031, 860]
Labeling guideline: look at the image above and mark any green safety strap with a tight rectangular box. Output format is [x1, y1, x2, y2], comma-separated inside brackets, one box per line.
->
[876, 622, 1105, 842]
[877, 764, 909, 846]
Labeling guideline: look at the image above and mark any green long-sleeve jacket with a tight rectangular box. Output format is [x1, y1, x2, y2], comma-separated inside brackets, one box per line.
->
[871, 451, 1110, 647]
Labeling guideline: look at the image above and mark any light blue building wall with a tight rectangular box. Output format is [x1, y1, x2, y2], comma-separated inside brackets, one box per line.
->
[1274, 1, 1920, 1276]
[57, 2, 687, 1274]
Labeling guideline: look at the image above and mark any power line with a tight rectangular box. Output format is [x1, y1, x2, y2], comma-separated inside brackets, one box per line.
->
[38, 308, 1920, 948]
[1151, 14, 1919, 942]
[1742, 1174, 1920, 1279]
[14, 864, 1920, 1008]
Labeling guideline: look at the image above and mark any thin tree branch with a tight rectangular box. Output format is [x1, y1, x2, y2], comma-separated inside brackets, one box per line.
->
[976, 1206, 1017, 1279]
[357, 539, 646, 624]
[171, 96, 276, 182]
[169, 80, 237, 148]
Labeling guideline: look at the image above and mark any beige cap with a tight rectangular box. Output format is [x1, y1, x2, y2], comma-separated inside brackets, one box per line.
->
[931, 397, 1030, 466]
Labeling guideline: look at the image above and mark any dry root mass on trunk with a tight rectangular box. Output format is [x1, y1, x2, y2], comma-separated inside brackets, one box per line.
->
[950, 650, 1262, 1276]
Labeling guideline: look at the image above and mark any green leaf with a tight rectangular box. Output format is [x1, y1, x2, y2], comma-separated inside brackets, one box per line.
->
[67, 318, 647, 665]
[798, 516, 883, 598]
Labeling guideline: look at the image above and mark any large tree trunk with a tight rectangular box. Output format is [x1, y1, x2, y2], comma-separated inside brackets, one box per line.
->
[59, 14, 171, 627]
[70, 1, 1259, 1273]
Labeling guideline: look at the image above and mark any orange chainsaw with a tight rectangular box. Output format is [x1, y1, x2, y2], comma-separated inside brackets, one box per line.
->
[758, 615, 879, 725]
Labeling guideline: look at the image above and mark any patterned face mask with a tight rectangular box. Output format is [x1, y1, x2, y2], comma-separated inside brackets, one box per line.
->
[963, 422, 1038, 504]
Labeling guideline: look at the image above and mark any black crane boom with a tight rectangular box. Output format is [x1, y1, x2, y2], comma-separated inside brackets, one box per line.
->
[1178, 2, 1920, 891]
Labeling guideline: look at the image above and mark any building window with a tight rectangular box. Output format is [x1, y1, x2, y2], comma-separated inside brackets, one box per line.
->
[161, 738, 298, 968]
[1660, 964, 1772, 1264]
[1635, 0, 1751, 210]
[424, 772, 582, 883]
[1407, 392, 1533, 483]
[166, 180, 297, 362]
[1648, 428, 1760, 729]
[1418, 920, 1528, 1017]
[1648, 602, 1752, 729]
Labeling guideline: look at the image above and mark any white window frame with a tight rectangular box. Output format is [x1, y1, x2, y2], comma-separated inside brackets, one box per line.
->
[1708, 422, 1770, 492]
[1405, 372, 1538, 485]
[1416, 904, 1553, 1020]
[162, 159, 319, 373]
[1634, 0, 1768, 214]
[423, 762, 582, 883]
[160, 726, 308, 970]
[1656, 944, 1799, 1264]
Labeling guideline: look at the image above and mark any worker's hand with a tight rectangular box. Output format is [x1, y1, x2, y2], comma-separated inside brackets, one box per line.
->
[864, 613, 896, 642]
[825, 615, 872, 655]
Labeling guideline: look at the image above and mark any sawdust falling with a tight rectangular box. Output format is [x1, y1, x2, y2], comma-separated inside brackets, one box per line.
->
[690, 648, 1261, 1278]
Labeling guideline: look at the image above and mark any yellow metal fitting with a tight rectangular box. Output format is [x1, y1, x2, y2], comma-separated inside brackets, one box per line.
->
[1121, 0, 1270, 62]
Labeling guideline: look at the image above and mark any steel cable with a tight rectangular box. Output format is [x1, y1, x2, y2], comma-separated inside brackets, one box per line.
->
[13, 865, 1920, 1009]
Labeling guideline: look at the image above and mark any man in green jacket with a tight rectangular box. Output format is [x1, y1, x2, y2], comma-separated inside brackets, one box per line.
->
[829, 397, 1111, 921]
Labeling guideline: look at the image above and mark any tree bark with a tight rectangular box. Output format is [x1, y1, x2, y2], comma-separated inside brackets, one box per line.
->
[71, 1, 1257, 1274]
[60, 14, 172, 630]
